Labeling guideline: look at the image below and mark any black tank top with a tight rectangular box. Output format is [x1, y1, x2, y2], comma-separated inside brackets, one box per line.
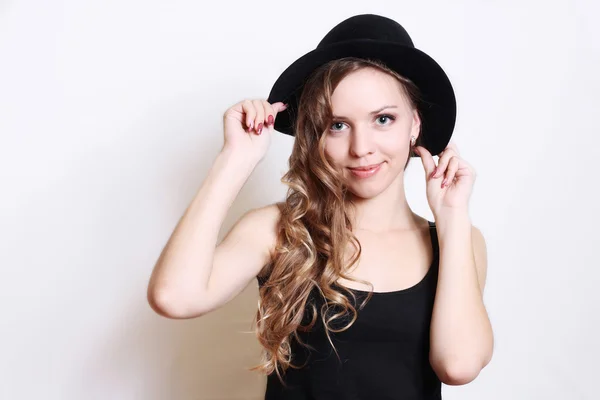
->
[257, 221, 441, 400]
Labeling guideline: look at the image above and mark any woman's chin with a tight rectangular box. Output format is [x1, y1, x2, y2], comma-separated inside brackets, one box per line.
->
[346, 179, 388, 200]
[344, 166, 401, 200]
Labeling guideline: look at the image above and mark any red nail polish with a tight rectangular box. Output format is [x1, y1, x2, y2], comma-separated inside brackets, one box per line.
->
[267, 115, 274, 126]
[257, 122, 263, 135]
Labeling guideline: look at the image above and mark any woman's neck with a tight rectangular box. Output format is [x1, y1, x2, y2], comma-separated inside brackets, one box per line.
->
[348, 182, 422, 233]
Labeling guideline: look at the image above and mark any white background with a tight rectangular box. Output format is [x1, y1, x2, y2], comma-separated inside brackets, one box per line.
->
[1, 0, 598, 399]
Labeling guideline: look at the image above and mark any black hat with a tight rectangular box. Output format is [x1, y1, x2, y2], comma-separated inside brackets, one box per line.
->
[267, 14, 456, 156]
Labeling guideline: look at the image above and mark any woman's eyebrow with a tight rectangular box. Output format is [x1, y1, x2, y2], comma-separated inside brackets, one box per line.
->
[332, 105, 398, 119]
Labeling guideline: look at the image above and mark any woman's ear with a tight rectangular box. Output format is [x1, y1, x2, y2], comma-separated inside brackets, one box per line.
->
[411, 109, 421, 140]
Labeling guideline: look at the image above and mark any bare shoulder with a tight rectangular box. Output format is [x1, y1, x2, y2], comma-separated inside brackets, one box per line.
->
[237, 202, 282, 244]
[244, 202, 282, 224]
[237, 203, 281, 276]
[222, 202, 282, 268]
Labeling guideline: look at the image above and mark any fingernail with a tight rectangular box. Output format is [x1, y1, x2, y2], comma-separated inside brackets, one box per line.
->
[430, 167, 437, 179]
[257, 122, 263, 135]
[442, 179, 447, 187]
[248, 121, 253, 130]
[267, 115, 274, 126]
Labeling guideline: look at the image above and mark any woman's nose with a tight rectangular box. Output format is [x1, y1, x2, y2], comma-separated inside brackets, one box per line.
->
[349, 128, 375, 158]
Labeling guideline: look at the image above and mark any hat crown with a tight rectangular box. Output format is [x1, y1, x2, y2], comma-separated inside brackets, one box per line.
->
[317, 14, 414, 49]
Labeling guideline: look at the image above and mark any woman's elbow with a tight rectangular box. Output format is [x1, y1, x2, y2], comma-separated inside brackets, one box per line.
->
[432, 355, 491, 386]
[436, 363, 481, 385]
[147, 285, 208, 319]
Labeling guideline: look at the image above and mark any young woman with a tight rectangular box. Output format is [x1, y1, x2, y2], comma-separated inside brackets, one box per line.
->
[147, 14, 493, 399]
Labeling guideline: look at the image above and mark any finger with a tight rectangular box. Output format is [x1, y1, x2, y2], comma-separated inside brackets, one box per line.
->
[263, 100, 276, 128]
[414, 146, 436, 178]
[241, 100, 257, 133]
[454, 159, 477, 181]
[271, 101, 288, 120]
[433, 148, 458, 178]
[252, 99, 265, 134]
[275, 102, 288, 112]
[269, 101, 287, 112]
[442, 156, 460, 188]
[436, 141, 459, 163]
[454, 157, 472, 174]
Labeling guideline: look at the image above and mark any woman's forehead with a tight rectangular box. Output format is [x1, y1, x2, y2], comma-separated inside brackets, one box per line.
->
[331, 69, 409, 113]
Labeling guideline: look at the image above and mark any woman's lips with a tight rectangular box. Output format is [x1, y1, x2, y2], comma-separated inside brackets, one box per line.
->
[348, 162, 383, 178]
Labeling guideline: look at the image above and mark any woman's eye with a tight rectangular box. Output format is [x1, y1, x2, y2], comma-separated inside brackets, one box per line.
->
[329, 115, 395, 132]
[330, 122, 346, 131]
[376, 114, 396, 125]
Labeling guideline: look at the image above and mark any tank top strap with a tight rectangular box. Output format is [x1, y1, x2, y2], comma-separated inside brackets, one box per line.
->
[428, 220, 439, 258]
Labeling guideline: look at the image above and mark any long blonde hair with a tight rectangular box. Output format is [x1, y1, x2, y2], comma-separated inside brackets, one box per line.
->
[251, 57, 424, 382]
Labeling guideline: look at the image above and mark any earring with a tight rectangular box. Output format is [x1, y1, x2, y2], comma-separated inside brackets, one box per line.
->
[410, 136, 416, 146]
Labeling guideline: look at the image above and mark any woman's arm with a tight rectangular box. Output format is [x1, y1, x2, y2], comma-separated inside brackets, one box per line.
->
[147, 99, 285, 319]
[429, 210, 494, 385]
[147, 148, 278, 319]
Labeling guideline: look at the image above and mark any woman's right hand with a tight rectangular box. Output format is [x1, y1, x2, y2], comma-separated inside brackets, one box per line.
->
[222, 99, 287, 166]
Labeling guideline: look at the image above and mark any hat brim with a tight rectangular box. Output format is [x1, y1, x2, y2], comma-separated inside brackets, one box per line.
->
[267, 39, 456, 157]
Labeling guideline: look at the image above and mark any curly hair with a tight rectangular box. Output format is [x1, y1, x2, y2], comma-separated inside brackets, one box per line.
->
[250, 57, 424, 383]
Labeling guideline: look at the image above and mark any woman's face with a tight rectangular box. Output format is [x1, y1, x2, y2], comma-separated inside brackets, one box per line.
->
[323, 67, 421, 199]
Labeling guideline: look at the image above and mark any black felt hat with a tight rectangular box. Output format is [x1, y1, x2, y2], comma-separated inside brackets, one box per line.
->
[267, 14, 456, 156]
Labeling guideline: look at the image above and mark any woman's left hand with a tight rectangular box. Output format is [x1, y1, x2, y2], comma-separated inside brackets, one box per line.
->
[414, 142, 476, 218]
